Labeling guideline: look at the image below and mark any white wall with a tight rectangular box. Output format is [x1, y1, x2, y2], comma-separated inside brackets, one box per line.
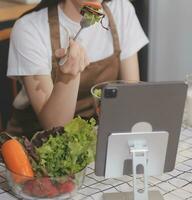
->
[148, 0, 192, 81]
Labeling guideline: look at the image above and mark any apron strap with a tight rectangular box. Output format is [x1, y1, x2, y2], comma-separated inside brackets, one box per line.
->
[48, 5, 61, 82]
[48, 3, 121, 82]
[102, 3, 121, 54]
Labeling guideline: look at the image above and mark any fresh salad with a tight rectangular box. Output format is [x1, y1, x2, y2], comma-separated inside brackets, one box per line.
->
[80, 1, 107, 29]
[0, 117, 96, 198]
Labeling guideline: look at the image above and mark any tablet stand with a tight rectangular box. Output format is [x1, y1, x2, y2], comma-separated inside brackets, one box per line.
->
[103, 131, 169, 200]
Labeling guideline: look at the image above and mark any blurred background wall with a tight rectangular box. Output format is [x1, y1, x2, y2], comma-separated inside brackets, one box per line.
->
[133, 0, 192, 81]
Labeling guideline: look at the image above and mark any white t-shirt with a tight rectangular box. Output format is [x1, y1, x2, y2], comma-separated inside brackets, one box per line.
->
[7, 0, 149, 109]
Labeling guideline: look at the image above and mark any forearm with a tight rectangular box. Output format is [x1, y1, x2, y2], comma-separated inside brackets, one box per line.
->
[23, 40, 89, 130]
[120, 53, 140, 82]
[38, 73, 80, 129]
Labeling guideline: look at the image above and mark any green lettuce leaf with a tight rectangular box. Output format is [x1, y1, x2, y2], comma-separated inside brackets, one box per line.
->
[34, 117, 96, 177]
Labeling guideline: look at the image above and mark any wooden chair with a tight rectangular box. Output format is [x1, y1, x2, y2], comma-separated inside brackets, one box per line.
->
[0, 114, 2, 132]
[0, 27, 18, 131]
[0, 2, 35, 131]
[0, 1, 36, 130]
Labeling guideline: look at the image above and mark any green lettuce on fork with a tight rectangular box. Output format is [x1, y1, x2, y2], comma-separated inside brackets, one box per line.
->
[23, 117, 97, 178]
[80, 1, 108, 30]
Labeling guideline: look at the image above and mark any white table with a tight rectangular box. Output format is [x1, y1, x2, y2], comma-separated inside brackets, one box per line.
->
[0, 126, 192, 200]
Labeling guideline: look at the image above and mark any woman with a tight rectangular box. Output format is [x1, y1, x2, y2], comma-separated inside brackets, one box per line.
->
[7, 0, 148, 138]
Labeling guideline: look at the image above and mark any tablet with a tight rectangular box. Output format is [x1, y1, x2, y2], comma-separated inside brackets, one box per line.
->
[95, 81, 187, 176]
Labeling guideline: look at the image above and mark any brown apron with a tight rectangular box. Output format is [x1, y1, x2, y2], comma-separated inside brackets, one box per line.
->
[6, 3, 121, 138]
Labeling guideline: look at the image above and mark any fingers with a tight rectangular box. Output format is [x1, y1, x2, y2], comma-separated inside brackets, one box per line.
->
[84, 49, 90, 67]
[79, 46, 86, 72]
[55, 48, 66, 58]
[79, 46, 90, 72]
[57, 40, 90, 76]
[65, 40, 80, 75]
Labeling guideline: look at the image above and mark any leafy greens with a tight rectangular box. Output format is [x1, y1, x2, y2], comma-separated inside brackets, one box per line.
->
[32, 117, 96, 177]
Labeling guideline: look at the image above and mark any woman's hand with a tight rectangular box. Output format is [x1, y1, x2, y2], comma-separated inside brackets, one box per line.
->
[55, 39, 90, 76]
[22, 40, 89, 129]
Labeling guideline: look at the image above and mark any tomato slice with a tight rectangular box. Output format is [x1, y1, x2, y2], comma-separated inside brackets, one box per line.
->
[81, 1, 102, 10]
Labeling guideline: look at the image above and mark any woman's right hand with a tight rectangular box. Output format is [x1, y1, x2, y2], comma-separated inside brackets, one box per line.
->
[22, 41, 89, 129]
[55, 39, 90, 76]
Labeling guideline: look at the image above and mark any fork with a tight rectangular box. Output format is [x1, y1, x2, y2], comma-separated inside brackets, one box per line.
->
[58, 17, 92, 66]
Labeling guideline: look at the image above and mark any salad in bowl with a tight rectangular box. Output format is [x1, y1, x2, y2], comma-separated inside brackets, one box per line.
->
[0, 117, 96, 199]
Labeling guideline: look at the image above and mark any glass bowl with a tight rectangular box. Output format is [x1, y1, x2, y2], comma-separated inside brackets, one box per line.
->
[91, 80, 140, 115]
[6, 167, 86, 200]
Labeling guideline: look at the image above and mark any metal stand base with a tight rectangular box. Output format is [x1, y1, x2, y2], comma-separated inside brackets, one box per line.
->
[103, 191, 164, 200]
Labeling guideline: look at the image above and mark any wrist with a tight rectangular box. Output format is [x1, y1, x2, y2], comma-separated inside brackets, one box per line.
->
[56, 68, 81, 84]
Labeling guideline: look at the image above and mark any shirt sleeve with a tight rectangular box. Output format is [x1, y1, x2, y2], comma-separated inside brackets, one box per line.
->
[7, 18, 51, 78]
[120, 0, 149, 60]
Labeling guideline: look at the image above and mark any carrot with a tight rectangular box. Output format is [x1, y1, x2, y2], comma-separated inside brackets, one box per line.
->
[1, 139, 34, 183]
[82, 1, 102, 10]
